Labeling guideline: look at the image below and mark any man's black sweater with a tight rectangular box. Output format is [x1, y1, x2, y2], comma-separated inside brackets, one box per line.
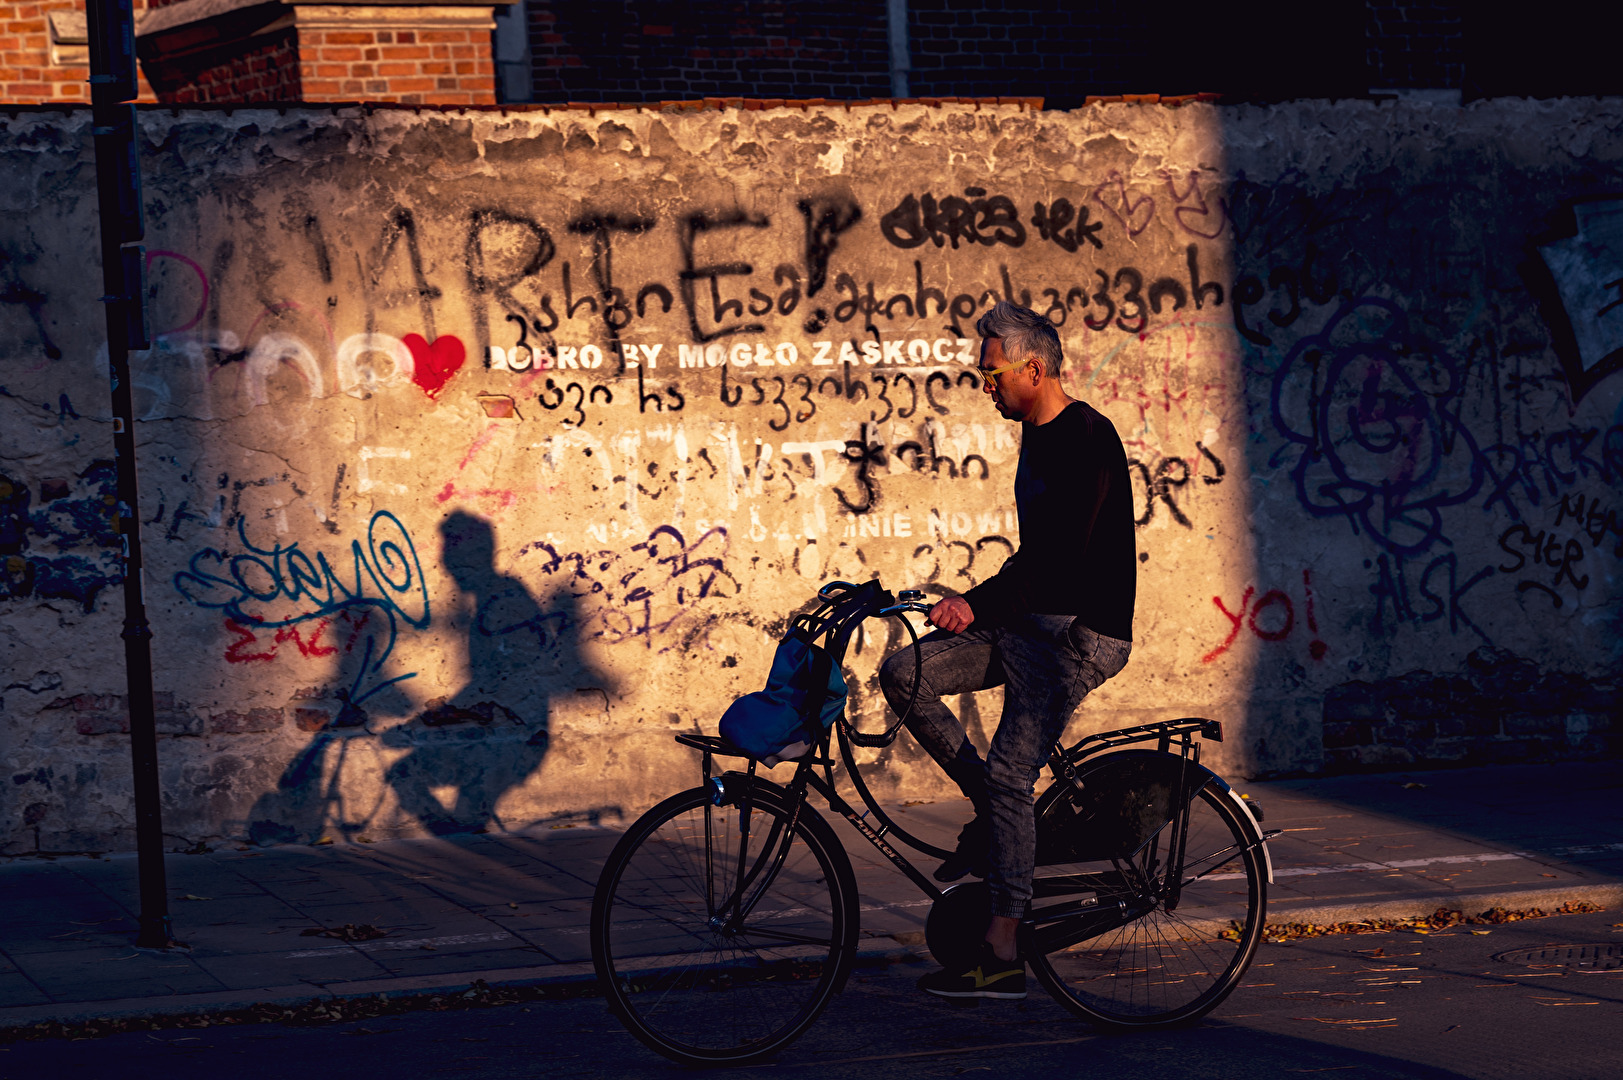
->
[961, 400, 1136, 641]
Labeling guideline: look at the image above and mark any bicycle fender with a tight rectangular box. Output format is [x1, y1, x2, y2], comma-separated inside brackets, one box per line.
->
[1221, 787, 1274, 885]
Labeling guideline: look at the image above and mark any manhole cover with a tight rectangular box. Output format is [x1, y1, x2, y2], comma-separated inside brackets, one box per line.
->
[1491, 943, 1623, 970]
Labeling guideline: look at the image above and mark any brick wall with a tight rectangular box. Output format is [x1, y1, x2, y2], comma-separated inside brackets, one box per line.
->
[1, 0, 156, 103]
[8, 1, 1613, 107]
[142, 26, 300, 104]
[298, 25, 495, 104]
[136, 6, 498, 106]
[1366, 0, 1463, 90]
[517, 1, 1428, 108]
[1321, 648, 1622, 773]
[526, 0, 893, 102]
[521, 0, 1173, 106]
[905, 0, 1155, 105]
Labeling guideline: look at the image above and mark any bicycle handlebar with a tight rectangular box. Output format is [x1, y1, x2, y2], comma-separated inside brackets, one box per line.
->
[812, 580, 933, 630]
[819, 580, 932, 619]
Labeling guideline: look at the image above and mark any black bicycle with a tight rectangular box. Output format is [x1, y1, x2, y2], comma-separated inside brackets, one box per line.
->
[589, 579, 1277, 1066]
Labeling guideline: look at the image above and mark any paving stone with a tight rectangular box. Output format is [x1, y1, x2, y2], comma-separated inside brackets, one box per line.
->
[0, 972, 49, 1008]
[12, 947, 225, 1002]
[187, 949, 392, 992]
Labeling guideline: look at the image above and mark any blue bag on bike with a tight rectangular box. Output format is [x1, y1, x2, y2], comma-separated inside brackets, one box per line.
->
[719, 628, 847, 760]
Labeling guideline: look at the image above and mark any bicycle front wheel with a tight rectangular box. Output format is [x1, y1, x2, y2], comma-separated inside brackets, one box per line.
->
[1028, 778, 1266, 1028]
[590, 782, 858, 1066]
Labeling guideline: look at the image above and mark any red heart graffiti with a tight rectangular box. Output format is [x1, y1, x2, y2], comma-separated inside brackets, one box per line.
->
[1092, 171, 1156, 237]
[403, 333, 466, 399]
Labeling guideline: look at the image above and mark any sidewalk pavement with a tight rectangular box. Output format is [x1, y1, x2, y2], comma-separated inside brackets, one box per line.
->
[2, 760, 1619, 1030]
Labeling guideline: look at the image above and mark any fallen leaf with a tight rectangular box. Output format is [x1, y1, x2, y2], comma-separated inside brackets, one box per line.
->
[299, 924, 389, 942]
[1253, 902, 1602, 942]
[1402, 782, 1426, 789]
[178, 894, 212, 902]
[1294, 1016, 1399, 1024]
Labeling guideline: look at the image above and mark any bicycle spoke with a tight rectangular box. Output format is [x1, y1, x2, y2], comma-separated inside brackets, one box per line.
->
[734, 926, 838, 948]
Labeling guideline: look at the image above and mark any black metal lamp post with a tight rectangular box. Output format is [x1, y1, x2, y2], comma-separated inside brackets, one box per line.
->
[83, 0, 173, 950]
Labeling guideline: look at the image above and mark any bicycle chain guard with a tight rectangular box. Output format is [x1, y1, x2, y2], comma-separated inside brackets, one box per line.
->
[924, 881, 990, 972]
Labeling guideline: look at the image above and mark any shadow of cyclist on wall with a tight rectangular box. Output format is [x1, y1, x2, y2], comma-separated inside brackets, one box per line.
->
[243, 607, 420, 846]
[381, 510, 606, 836]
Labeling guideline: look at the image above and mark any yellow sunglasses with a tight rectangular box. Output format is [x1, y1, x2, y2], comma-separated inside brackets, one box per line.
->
[977, 355, 1031, 389]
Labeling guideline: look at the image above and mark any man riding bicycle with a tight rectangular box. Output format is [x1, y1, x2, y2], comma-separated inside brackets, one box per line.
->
[879, 300, 1137, 999]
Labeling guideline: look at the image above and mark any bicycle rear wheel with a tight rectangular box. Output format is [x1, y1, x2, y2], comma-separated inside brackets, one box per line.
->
[590, 782, 858, 1066]
[1027, 775, 1266, 1027]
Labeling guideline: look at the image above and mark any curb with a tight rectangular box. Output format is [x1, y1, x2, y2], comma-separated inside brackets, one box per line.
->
[0, 940, 924, 1033]
[1259, 882, 1623, 927]
[0, 960, 594, 1032]
[2, 886, 1617, 1032]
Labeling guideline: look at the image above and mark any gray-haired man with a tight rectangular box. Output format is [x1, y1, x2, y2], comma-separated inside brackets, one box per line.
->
[880, 300, 1136, 998]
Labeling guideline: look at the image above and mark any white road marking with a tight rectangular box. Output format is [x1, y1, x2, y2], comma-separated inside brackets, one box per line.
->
[1212, 842, 1623, 882]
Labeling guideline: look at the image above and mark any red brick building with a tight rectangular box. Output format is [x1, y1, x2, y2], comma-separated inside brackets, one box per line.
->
[2, 0, 154, 102]
[4, 3, 1616, 115]
[1, 0, 502, 105]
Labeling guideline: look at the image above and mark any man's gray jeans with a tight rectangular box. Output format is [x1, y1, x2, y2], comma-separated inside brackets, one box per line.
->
[878, 614, 1131, 920]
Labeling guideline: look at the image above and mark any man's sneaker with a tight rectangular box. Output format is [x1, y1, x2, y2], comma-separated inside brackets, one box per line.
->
[916, 945, 1026, 999]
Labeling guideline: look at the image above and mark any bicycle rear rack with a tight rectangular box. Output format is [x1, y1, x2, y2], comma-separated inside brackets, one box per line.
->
[1062, 717, 1222, 764]
[675, 732, 834, 769]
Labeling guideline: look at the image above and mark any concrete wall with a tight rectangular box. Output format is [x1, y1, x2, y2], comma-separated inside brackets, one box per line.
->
[1, 98, 1620, 853]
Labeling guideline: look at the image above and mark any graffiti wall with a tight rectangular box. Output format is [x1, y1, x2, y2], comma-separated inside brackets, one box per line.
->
[1, 99, 1619, 851]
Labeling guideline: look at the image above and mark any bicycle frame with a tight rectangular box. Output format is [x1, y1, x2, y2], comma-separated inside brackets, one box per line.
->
[674, 580, 1247, 952]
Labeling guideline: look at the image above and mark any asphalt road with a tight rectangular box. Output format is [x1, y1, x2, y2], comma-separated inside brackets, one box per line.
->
[5, 909, 1620, 1080]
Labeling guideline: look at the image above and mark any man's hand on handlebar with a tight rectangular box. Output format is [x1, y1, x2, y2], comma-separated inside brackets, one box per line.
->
[927, 596, 975, 634]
